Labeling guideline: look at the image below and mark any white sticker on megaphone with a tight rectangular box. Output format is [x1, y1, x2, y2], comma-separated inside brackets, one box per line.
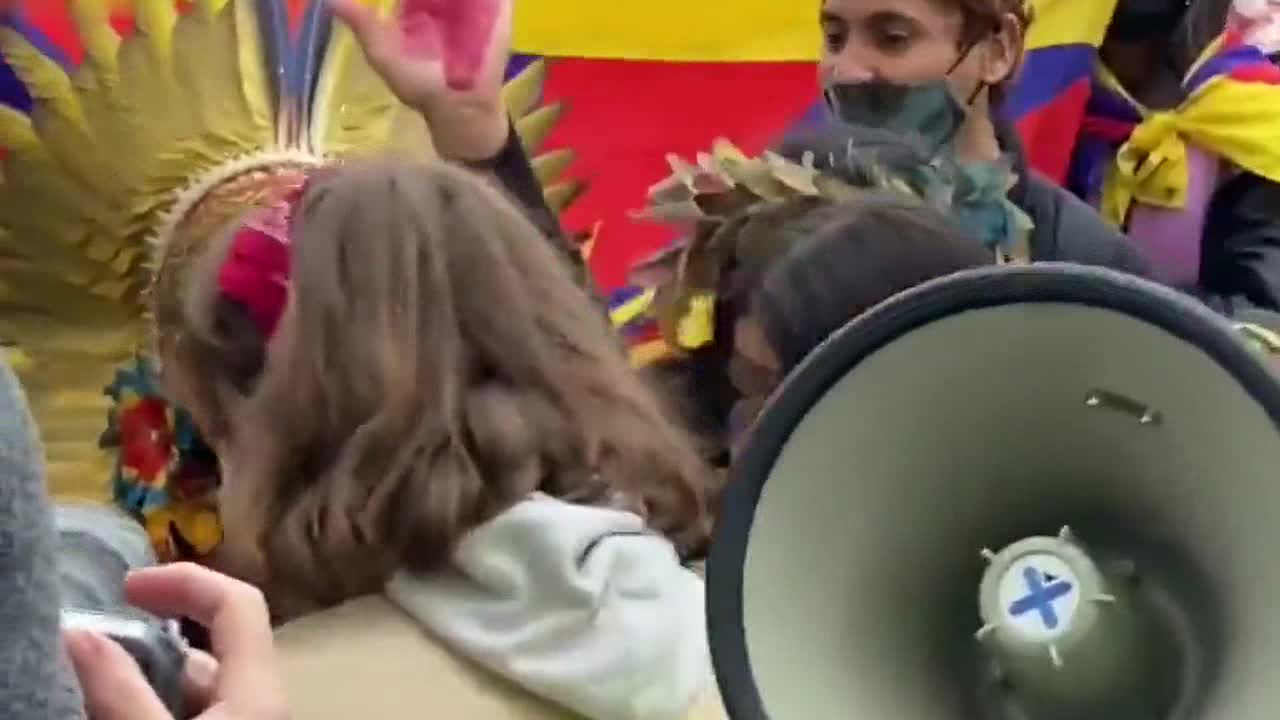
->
[997, 553, 1081, 642]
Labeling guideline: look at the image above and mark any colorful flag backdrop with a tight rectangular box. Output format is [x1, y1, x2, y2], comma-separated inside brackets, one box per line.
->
[1, 0, 827, 291]
[8, 1, 1142, 290]
[1002, 0, 1119, 185]
[1004, 0, 1280, 188]
[508, 1, 824, 288]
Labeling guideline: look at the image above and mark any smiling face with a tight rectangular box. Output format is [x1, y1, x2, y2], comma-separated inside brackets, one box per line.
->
[817, 0, 1022, 159]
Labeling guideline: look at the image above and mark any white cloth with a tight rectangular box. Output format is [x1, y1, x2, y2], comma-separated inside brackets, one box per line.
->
[386, 494, 710, 720]
[1234, 0, 1280, 53]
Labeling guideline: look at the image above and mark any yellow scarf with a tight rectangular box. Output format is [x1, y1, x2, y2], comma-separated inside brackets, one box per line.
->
[1099, 34, 1280, 225]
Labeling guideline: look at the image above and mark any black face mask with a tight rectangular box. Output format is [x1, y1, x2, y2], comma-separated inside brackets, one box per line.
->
[823, 79, 969, 151]
[1108, 0, 1191, 42]
[822, 46, 981, 153]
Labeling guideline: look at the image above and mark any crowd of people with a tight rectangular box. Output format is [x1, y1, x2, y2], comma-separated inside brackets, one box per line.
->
[2, 0, 1279, 718]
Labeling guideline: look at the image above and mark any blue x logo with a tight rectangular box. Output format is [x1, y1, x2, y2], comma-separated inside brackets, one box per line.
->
[1008, 566, 1074, 630]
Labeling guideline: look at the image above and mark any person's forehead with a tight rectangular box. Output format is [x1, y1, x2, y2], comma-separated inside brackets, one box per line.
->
[821, 0, 962, 24]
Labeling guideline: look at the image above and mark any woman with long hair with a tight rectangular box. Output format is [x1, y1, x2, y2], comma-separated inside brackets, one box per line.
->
[162, 160, 721, 719]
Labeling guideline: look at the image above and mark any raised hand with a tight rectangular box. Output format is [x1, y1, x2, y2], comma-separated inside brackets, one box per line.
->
[328, 0, 513, 161]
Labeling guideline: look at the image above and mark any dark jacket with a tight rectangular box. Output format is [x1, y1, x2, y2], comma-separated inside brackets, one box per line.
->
[998, 122, 1151, 276]
[1197, 172, 1280, 315]
[484, 119, 598, 299]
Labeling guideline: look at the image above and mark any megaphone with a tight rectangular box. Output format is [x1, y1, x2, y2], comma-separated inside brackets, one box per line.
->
[707, 264, 1280, 719]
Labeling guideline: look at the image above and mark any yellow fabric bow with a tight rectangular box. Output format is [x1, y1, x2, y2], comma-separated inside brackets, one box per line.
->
[673, 292, 717, 349]
[1102, 110, 1188, 222]
[608, 286, 714, 367]
[1099, 46, 1280, 226]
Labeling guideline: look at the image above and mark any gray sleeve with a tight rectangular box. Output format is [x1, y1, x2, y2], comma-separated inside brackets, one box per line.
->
[55, 504, 157, 612]
[0, 357, 86, 720]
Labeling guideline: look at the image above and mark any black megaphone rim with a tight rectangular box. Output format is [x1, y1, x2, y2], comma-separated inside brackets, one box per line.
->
[705, 263, 1280, 720]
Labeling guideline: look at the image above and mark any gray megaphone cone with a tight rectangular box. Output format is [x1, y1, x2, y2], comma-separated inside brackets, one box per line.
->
[707, 264, 1280, 719]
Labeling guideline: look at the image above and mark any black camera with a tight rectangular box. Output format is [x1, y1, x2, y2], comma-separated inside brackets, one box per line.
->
[61, 609, 188, 717]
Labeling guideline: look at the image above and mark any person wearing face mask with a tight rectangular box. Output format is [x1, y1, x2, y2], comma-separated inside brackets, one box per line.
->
[818, 0, 1150, 275]
[611, 125, 1030, 464]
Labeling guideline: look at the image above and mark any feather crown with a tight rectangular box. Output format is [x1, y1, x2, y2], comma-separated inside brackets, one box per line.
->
[612, 130, 1034, 364]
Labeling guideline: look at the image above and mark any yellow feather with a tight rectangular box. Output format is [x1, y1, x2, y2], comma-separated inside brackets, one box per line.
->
[173, 0, 271, 153]
[28, 388, 111, 412]
[0, 0, 304, 504]
[43, 438, 109, 459]
[10, 347, 100, 371]
[502, 59, 547, 119]
[119, 0, 192, 179]
[70, 0, 122, 90]
[131, 0, 179, 60]
[11, 355, 125, 401]
[0, 29, 112, 195]
[3, 347, 33, 374]
[172, 2, 218, 136]
[0, 231, 122, 292]
[0, 143, 113, 226]
[0, 29, 83, 125]
[0, 255, 137, 303]
[16, 379, 108, 404]
[311, 0, 403, 156]
[68, 1, 133, 191]
[531, 149, 576, 186]
[0, 0, 584, 504]
[515, 103, 564, 153]
[38, 438, 106, 458]
[383, 106, 437, 159]
[0, 269, 137, 321]
[0, 314, 138, 358]
[47, 455, 115, 503]
[711, 138, 750, 163]
[543, 180, 586, 214]
[232, 0, 275, 133]
[0, 151, 123, 279]
[28, 410, 113, 445]
[0, 104, 37, 150]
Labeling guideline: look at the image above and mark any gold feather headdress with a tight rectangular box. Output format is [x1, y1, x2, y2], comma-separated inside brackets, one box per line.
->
[0, 0, 580, 503]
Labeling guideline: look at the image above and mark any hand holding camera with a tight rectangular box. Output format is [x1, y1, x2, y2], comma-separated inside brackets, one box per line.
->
[64, 563, 288, 720]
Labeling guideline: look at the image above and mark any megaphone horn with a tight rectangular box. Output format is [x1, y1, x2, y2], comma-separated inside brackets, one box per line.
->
[708, 264, 1280, 720]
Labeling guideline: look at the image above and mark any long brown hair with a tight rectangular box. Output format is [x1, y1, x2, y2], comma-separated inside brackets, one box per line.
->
[165, 160, 714, 613]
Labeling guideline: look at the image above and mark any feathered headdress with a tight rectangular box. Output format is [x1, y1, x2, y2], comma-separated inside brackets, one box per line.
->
[610, 137, 1032, 367]
[0, 1, 578, 517]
